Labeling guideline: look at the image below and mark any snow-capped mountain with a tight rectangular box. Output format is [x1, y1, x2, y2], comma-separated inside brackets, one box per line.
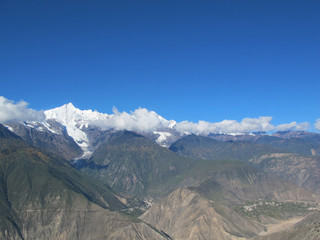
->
[5, 103, 181, 159]
[43, 103, 180, 151]
[5, 103, 320, 161]
[44, 103, 110, 158]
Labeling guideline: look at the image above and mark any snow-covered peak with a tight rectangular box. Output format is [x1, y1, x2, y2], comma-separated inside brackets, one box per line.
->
[44, 103, 110, 158]
[45, 103, 109, 126]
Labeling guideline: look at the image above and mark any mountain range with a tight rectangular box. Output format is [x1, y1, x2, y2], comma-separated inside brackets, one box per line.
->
[4, 103, 320, 160]
[1, 103, 320, 239]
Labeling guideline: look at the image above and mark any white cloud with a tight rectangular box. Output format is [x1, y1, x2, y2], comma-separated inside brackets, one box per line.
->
[175, 117, 275, 135]
[1, 96, 312, 135]
[91, 107, 311, 135]
[91, 107, 175, 133]
[315, 119, 320, 131]
[0, 96, 45, 123]
[276, 121, 310, 131]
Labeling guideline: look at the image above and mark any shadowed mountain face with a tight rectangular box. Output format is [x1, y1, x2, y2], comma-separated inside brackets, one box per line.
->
[5, 121, 83, 160]
[80, 131, 197, 197]
[169, 134, 283, 161]
[0, 125, 170, 240]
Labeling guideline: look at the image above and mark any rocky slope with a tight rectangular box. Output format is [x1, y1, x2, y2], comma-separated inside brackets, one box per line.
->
[141, 188, 264, 240]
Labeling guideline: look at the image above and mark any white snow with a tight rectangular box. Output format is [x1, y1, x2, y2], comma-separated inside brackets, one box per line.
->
[153, 131, 172, 147]
[44, 103, 110, 155]
[225, 132, 255, 136]
[3, 124, 15, 133]
[42, 121, 60, 134]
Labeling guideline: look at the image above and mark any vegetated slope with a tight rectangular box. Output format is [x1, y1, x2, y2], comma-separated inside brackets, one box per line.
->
[80, 131, 197, 197]
[0, 125, 169, 240]
[253, 211, 320, 240]
[250, 153, 320, 194]
[169, 134, 283, 161]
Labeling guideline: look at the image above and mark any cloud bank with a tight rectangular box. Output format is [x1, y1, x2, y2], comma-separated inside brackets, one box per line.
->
[91, 107, 311, 135]
[0, 96, 45, 123]
[174, 117, 310, 135]
[315, 119, 320, 131]
[0, 96, 314, 135]
[91, 107, 176, 133]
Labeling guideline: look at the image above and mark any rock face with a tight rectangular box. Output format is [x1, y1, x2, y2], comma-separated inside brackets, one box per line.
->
[141, 188, 264, 240]
[250, 153, 320, 194]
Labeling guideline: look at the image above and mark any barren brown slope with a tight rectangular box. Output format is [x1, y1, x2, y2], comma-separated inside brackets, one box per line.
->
[141, 188, 264, 240]
[253, 211, 320, 240]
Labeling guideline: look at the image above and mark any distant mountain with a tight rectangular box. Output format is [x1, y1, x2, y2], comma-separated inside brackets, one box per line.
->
[253, 134, 320, 156]
[0, 125, 170, 240]
[169, 134, 283, 161]
[210, 131, 320, 157]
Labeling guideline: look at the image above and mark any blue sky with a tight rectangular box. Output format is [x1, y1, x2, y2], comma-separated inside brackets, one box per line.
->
[1, 0, 319, 127]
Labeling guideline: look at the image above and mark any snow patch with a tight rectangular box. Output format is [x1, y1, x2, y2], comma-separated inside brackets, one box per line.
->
[153, 131, 172, 147]
[3, 124, 15, 133]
